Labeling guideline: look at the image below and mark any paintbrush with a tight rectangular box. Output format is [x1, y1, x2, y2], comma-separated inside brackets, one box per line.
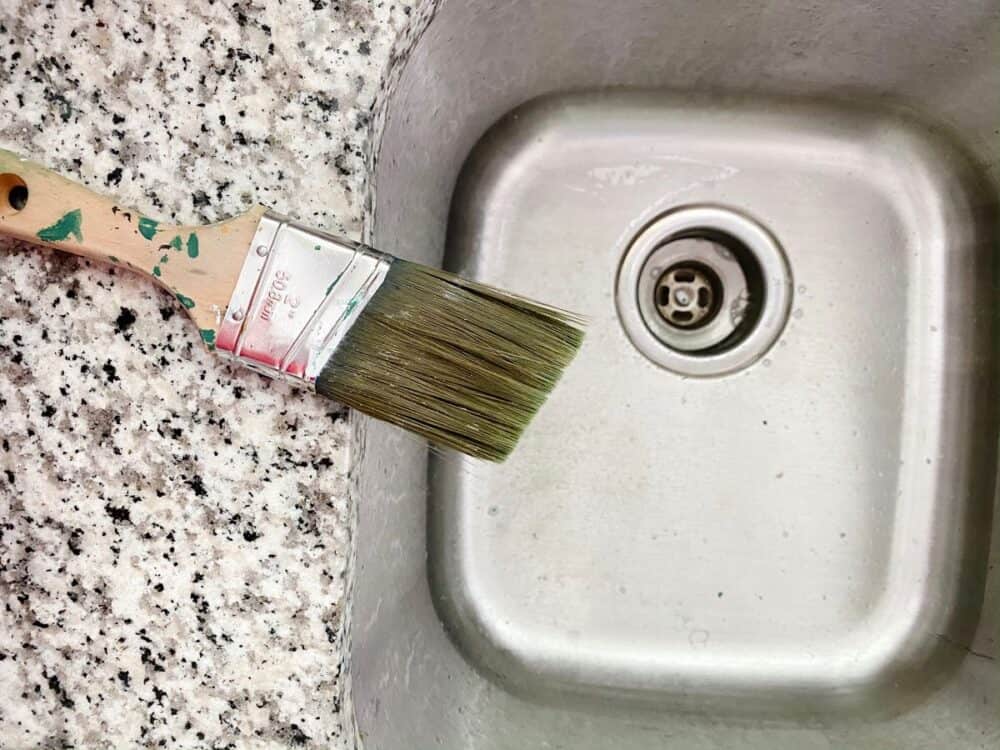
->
[0, 150, 584, 461]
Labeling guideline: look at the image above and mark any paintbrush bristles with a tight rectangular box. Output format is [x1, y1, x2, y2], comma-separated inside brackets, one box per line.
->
[316, 259, 585, 461]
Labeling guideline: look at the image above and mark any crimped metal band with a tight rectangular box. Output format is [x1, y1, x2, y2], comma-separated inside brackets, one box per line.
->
[216, 211, 391, 385]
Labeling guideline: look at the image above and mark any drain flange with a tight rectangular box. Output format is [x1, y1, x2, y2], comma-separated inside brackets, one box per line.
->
[616, 206, 792, 376]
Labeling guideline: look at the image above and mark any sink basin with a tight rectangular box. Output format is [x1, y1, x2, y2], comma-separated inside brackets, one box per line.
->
[349, 1, 1000, 747]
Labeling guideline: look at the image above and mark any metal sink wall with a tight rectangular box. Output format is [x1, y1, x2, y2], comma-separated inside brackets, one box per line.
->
[350, 1, 1000, 748]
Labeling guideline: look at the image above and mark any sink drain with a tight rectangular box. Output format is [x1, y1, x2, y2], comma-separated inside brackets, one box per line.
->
[654, 261, 720, 330]
[616, 206, 791, 376]
[636, 235, 750, 355]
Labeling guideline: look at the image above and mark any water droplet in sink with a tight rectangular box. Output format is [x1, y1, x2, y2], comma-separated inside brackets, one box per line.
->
[792, 308, 803, 319]
[488, 505, 499, 516]
[797, 284, 807, 294]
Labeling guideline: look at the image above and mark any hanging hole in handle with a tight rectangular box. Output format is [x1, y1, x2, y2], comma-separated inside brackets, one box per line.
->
[0, 173, 29, 215]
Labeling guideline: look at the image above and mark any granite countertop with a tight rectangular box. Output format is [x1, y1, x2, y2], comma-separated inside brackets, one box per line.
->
[0, 2, 410, 747]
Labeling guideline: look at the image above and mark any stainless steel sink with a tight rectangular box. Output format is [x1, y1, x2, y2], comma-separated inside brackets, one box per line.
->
[349, 1, 1000, 747]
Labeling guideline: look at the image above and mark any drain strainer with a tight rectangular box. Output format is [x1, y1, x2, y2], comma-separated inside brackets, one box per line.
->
[653, 261, 720, 330]
[616, 206, 792, 376]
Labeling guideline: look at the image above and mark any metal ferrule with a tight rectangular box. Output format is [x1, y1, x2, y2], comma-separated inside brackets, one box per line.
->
[216, 211, 391, 385]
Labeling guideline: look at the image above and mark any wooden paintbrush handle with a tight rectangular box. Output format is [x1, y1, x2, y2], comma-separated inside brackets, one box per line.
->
[0, 149, 265, 338]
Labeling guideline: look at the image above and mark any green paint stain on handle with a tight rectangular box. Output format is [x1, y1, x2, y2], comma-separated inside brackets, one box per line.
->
[323, 267, 348, 298]
[169, 235, 182, 251]
[200, 329, 216, 348]
[186, 233, 199, 258]
[138, 217, 159, 240]
[152, 266, 162, 277]
[159, 254, 169, 264]
[176, 292, 196, 309]
[37, 209, 83, 242]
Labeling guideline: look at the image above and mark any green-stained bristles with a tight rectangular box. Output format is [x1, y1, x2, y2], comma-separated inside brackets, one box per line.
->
[315, 259, 585, 462]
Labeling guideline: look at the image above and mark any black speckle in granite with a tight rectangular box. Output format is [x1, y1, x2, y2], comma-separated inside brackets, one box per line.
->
[67, 529, 83, 556]
[105, 166, 123, 187]
[114, 306, 137, 336]
[185, 474, 207, 497]
[333, 153, 352, 177]
[290, 724, 310, 746]
[104, 504, 131, 524]
[191, 189, 210, 208]
[312, 93, 339, 115]
[44, 670, 76, 709]
[101, 360, 119, 383]
[242, 526, 261, 542]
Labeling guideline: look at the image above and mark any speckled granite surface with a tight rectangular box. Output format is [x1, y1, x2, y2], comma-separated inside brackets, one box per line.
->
[0, 2, 411, 747]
